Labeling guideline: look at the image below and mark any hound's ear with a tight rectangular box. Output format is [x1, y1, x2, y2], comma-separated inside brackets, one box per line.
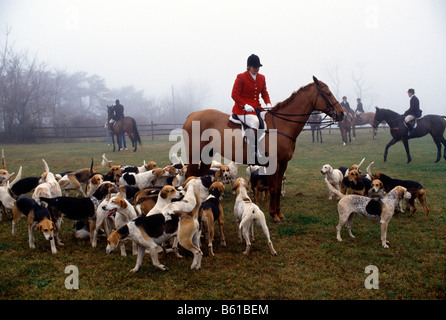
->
[313, 76, 319, 85]
[231, 181, 239, 191]
[118, 197, 127, 209]
[36, 220, 42, 232]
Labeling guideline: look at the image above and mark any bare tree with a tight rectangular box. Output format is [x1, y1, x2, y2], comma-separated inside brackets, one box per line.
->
[326, 63, 341, 100]
[351, 62, 372, 104]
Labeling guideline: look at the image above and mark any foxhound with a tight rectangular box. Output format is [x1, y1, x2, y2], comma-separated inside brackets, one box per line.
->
[199, 181, 226, 256]
[12, 196, 57, 254]
[320, 164, 344, 200]
[93, 195, 138, 255]
[325, 178, 411, 248]
[368, 179, 385, 199]
[86, 174, 104, 197]
[371, 171, 430, 219]
[144, 185, 183, 216]
[119, 168, 170, 190]
[32, 160, 62, 203]
[232, 178, 277, 256]
[106, 188, 203, 272]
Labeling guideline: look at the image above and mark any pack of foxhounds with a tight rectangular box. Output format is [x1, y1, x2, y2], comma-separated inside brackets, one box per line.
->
[0, 149, 429, 273]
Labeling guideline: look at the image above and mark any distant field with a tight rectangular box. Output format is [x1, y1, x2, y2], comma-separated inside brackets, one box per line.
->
[0, 127, 445, 300]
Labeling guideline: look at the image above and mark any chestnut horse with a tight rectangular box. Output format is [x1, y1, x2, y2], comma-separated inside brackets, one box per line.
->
[107, 106, 142, 152]
[183, 77, 344, 222]
[338, 108, 353, 145]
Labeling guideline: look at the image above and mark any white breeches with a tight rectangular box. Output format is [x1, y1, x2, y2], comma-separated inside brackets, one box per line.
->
[404, 115, 415, 123]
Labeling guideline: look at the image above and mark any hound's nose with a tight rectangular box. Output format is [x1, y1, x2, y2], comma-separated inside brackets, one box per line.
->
[102, 206, 106, 210]
[49, 237, 53, 240]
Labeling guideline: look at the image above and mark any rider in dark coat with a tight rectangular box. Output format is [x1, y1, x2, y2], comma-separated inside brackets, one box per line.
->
[109, 99, 124, 133]
[113, 100, 124, 121]
[403, 89, 422, 136]
[340, 96, 353, 121]
[355, 98, 364, 121]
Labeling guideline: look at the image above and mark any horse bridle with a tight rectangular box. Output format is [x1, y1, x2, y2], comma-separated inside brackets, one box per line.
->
[313, 83, 341, 121]
[267, 83, 341, 141]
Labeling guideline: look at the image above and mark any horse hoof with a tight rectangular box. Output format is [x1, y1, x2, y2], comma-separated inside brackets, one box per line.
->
[272, 214, 281, 223]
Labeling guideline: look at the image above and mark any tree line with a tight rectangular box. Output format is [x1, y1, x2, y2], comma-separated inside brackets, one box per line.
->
[0, 31, 207, 142]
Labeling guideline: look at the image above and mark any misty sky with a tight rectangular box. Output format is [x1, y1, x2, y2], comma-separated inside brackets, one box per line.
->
[1, 0, 446, 116]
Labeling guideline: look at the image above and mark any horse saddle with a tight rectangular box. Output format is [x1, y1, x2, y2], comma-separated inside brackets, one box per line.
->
[228, 110, 267, 132]
[228, 110, 268, 160]
[404, 118, 419, 130]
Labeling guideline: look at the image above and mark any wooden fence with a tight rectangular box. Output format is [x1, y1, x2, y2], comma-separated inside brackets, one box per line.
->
[30, 122, 382, 141]
[31, 122, 183, 141]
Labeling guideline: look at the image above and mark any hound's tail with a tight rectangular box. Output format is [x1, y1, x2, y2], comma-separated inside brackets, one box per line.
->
[42, 159, 50, 173]
[239, 203, 261, 230]
[366, 161, 374, 178]
[324, 177, 344, 199]
[39, 196, 56, 205]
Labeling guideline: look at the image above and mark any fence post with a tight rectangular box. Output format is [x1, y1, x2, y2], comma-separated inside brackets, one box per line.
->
[151, 121, 154, 141]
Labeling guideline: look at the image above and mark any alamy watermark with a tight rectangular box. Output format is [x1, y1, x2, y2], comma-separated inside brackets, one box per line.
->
[364, 265, 379, 289]
[64, 265, 79, 290]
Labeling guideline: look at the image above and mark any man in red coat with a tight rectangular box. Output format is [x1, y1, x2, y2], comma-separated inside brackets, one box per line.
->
[231, 54, 272, 131]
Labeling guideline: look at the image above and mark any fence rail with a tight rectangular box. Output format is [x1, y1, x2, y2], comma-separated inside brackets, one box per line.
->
[31, 122, 184, 140]
[30, 122, 382, 140]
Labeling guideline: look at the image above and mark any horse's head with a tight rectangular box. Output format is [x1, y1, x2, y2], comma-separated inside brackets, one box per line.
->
[107, 105, 114, 120]
[312, 76, 344, 122]
[372, 107, 383, 128]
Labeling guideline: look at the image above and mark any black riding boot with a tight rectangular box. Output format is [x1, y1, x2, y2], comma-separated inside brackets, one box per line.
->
[406, 121, 415, 136]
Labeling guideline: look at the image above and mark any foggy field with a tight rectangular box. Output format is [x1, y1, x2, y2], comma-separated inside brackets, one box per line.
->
[0, 128, 445, 300]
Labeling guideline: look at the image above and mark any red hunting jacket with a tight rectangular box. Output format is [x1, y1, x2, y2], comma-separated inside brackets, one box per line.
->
[231, 71, 271, 115]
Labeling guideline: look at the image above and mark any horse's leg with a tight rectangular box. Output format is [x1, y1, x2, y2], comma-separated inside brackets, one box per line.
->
[348, 129, 351, 143]
[383, 137, 399, 162]
[111, 133, 116, 152]
[275, 162, 288, 221]
[311, 128, 315, 143]
[319, 128, 323, 143]
[431, 136, 442, 163]
[401, 138, 412, 163]
[441, 136, 446, 161]
[267, 172, 280, 223]
[343, 129, 347, 145]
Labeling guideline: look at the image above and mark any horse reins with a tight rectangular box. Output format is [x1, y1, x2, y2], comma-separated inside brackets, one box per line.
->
[265, 83, 340, 142]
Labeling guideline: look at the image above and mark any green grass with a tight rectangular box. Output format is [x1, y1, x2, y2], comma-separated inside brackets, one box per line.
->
[0, 128, 445, 300]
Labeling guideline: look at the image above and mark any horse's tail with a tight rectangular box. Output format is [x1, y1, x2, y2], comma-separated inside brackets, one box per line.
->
[131, 118, 142, 145]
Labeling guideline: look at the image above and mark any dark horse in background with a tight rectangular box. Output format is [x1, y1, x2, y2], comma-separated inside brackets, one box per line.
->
[107, 106, 142, 152]
[373, 107, 446, 163]
[308, 111, 323, 143]
[183, 77, 344, 223]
